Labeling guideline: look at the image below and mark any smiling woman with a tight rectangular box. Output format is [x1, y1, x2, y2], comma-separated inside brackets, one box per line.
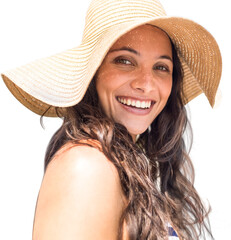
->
[1, 0, 222, 239]
[96, 26, 173, 140]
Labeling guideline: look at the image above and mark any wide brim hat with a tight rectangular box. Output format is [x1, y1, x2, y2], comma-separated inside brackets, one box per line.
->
[1, 0, 222, 117]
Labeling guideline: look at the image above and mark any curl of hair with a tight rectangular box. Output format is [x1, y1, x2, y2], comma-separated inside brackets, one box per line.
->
[44, 42, 213, 240]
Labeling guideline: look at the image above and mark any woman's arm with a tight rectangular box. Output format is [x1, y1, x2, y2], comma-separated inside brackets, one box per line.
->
[33, 144, 126, 240]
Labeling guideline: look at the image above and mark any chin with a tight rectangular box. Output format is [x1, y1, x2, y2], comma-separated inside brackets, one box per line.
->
[115, 118, 151, 138]
[127, 127, 149, 137]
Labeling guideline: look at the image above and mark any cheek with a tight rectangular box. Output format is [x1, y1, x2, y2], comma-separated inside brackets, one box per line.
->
[96, 69, 110, 98]
[95, 80, 110, 117]
[96, 69, 126, 99]
[160, 78, 173, 101]
[95, 78, 108, 109]
[96, 74, 114, 99]
[95, 71, 121, 117]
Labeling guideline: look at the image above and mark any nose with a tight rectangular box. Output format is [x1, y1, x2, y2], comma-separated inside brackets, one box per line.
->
[130, 68, 156, 93]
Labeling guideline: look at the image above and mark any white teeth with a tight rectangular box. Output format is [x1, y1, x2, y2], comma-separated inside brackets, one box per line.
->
[118, 97, 152, 109]
[145, 102, 148, 108]
[141, 101, 146, 108]
[136, 101, 141, 108]
[146, 101, 151, 108]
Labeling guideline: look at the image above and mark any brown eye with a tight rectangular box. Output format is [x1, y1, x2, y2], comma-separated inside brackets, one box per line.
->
[153, 64, 170, 72]
[114, 57, 133, 66]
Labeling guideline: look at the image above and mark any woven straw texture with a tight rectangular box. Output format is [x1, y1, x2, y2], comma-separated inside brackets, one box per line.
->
[1, 0, 222, 117]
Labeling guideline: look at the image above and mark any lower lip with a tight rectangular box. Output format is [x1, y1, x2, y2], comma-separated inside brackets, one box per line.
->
[117, 100, 154, 116]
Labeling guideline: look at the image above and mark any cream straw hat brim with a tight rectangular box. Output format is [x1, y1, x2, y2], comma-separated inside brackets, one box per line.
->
[1, 0, 222, 117]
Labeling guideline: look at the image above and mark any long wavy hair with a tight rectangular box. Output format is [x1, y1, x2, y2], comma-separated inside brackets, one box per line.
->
[44, 41, 213, 240]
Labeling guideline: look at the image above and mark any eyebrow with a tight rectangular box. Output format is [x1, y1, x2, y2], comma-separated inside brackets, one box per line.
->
[109, 46, 173, 62]
[109, 47, 140, 55]
[159, 55, 173, 62]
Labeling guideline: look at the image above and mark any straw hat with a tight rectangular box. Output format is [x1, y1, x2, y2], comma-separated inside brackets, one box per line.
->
[1, 0, 222, 117]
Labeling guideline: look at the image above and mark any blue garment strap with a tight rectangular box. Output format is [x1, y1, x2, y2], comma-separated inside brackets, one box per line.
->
[168, 226, 178, 237]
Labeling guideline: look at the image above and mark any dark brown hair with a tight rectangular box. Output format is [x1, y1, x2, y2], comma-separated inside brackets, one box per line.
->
[44, 41, 213, 240]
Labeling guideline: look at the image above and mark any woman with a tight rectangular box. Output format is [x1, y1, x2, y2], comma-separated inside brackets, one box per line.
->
[1, 0, 222, 239]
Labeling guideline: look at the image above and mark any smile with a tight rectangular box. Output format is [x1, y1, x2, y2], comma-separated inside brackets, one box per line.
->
[117, 97, 153, 109]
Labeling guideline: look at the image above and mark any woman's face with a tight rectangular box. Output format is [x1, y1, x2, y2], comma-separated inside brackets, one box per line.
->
[96, 25, 173, 141]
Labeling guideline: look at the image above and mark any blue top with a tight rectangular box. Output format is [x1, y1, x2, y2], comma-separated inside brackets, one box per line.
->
[168, 226, 179, 239]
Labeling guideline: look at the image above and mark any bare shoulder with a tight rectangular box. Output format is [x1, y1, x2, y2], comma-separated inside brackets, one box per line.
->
[46, 143, 121, 184]
[33, 144, 126, 240]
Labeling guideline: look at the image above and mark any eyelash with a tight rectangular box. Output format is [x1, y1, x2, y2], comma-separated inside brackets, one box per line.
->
[153, 65, 170, 72]
[113, 57, 134, 66]
[113, 57, 171, 72]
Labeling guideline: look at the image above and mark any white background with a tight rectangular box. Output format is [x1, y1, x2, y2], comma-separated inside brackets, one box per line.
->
[0, 0, 230, 239]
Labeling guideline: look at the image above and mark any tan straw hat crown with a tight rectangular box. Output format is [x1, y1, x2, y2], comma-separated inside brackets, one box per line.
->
[2, 0, 222, 117]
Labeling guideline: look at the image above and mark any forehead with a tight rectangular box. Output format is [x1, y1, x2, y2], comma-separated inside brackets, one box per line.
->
[110, 24, 172, 52]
